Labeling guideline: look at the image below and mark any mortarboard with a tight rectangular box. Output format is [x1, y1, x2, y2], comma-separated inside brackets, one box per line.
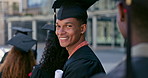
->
[125, 0, 148, 8]
[57, 3, 87, 20]
[52, 0, 98, 9]
[52, 0, 98, 26]
[41, 23, 56, 39]
[12, 27, 32, 35]
[41, 23, 55, 31]
[7, 33, 37, 52]
[56, 0, 98, 20]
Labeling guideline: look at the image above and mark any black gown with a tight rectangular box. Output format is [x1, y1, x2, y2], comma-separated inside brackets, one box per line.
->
[0, 72, 2, 78]
[91, 57, 148, 78]
[62, 45, 105, 78]
[30, 64, 54, 78]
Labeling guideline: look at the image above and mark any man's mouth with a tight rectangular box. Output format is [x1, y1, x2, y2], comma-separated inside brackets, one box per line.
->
[59, 37, 68, 40]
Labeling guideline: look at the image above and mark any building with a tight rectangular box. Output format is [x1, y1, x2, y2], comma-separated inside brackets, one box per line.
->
[0, 0, 20, 45]
[87, 0, 124, 48]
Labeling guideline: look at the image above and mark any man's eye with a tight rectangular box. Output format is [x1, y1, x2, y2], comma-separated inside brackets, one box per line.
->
[67, 25, 72, 27]
[56, 25, 61, 28]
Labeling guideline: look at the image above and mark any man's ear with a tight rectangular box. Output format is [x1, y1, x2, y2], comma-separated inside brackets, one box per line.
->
[118, 2, 126, 22]
[80, 24, 87, 34]
[117, 2, 128, 38]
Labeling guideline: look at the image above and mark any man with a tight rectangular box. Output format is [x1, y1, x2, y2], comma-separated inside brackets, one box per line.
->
[54, 0, 105, 78]
[92, 0, 148, 78]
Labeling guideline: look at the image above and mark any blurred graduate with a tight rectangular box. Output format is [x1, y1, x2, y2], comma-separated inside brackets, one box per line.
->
[0, 27, 37, 64]
[0, 33, 36, 78]
[92, 0, 148, 78]
[30, 24, 68, 78]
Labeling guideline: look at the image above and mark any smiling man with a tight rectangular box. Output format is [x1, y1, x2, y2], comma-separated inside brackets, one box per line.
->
[56, 18, 86, 58]
[55, 1, 105, 78]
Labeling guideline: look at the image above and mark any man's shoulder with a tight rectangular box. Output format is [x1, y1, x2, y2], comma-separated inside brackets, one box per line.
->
[78, 45, 99, 59]
[65, 47, 103, 70]
[77, 45, 92, 52]
[63, 57, 105, 78]
[107, 61, 126, 78]
[91, 61, 125, 78]
[68, 45, 99, 63]
[75, 45, 96, 57]
[94, 57, 148, 78]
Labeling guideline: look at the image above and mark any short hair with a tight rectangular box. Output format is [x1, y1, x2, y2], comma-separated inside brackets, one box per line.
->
[75, 16, 87, 24]
[130, 2, 148, 39]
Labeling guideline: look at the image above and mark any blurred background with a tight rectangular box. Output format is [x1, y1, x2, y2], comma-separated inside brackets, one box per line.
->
[0, 0, 125, 73]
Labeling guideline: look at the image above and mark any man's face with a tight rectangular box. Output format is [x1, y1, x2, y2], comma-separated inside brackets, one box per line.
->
[56, 18, 85, 49]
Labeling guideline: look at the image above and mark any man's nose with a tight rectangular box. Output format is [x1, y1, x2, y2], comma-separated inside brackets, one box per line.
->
[57, 27, 66, 35]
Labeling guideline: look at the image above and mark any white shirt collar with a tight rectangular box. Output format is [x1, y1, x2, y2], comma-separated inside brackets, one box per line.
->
[132, 43, 148, 57]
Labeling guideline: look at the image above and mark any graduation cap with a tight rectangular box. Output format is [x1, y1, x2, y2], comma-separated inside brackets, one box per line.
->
[57, 3, 87, 20]
[52, 0, 98, 9]
[7, 33, 37, 52]
[54, 0, 98, 20]
[12, 27, 32, 35]
[41, 23, 56, 40]
[52, 0, 98, 29]
[41, 23, 54, 31]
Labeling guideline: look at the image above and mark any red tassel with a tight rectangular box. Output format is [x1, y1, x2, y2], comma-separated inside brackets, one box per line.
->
[28, 72, 32, 77]
[124, 9, 127, 13]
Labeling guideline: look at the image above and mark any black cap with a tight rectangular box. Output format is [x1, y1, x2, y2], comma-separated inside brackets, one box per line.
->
[7, 33, 37, 52]
[41, 23, 54, 31]
[57, 3, 87, 20]
[52, 0, 98, 9]
[41, 23, 56, 39]
[124, 0, 148, 8]
[12, 27, 32, 35]
[54, 0, 98, 20]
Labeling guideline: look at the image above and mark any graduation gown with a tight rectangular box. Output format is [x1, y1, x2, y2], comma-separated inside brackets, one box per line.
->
[0, 72, 2, 78]
[92, 57, 148, 78]
[30, 64, 54, 78]
[62, 45, 105, 78]
[91, 44, 148, 78]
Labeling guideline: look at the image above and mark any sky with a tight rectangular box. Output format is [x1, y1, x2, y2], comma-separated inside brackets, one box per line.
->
[28, 0, 43, 8]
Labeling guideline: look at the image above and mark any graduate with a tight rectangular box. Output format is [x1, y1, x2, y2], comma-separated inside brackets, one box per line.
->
[0, 33, 36, 78]
[12, 27, 37, 60]
[52, 0, 105, 78]
[91, 0, 148, 78]
[30, 24, 68, 78]
[0, 27, 37, 64]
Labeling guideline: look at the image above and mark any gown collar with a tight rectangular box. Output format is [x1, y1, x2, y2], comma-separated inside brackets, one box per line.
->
[68, 41, 89, 59]
[132, 43, 148, 57]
